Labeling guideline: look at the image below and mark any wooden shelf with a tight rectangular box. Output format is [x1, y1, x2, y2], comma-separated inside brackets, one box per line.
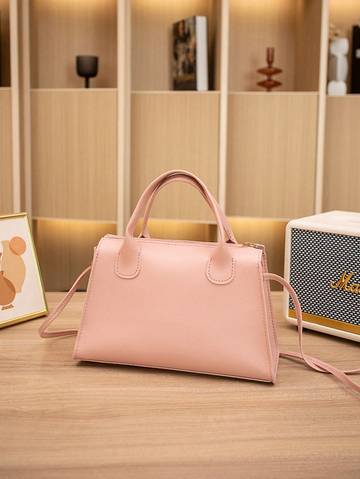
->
[6, 0, 360, 292]
[229, 0, 322, 92]
[33, 219, 116, 291]
[323, 96, 360, 211]
[131, 0, 220, 91]
[131, 91, 219, 221]
[0, 88, 12, 214]
[30, 88, 117, 92]
[226, 92, 317, 218]
[31, 90, 117, 221]
[229, 91, 318, 96]
[30, 0, 117, 88]
[132, 90, 220, 94]
[0, 0, 10, 87]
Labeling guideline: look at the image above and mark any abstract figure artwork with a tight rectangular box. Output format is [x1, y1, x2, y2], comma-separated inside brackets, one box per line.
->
[0, 214, 47, 328]
[0, 236, 27, 310]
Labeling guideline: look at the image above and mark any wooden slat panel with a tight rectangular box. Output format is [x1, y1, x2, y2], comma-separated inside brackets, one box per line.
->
[131, 0, 218, 91]
[294, 0, 322, 91]
[30, 0, 117, 88]
[33, 219, 116, 291]
[226, 92, 317, 218]
[31, 90, 117, 221]
[131, 92, 219, 222]
[323, 96, 360, 212]
[0, 88, 13, 214]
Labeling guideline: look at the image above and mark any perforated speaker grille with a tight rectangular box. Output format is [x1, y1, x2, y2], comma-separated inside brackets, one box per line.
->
[289, 228, 360, 326]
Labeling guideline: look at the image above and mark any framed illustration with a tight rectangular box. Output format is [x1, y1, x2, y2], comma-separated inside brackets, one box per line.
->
[0, 213, 47, 328]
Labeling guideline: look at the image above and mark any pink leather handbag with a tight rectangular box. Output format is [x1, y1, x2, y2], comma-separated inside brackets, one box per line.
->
[39, 170, 360, 393]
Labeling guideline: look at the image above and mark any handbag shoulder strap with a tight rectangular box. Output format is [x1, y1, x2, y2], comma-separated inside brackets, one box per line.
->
[264, 273, 360, 393]
[38, 266, 91, 338]
[39, 266, 360, 393]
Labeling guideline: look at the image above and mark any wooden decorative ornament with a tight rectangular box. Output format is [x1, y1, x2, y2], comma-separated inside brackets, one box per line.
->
[257, 47, 282, 91]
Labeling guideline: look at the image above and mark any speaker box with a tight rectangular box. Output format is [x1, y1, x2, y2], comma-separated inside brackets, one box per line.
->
[284, 211, 360, 342]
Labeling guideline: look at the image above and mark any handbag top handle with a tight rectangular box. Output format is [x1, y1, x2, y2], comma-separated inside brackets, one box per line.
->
[139, 175, 236, 244]
[116, 170, 237, 285]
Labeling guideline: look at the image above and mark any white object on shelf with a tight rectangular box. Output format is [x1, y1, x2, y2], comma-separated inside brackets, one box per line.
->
[327, 80, 346, 95]
[327, 37, 349, 95]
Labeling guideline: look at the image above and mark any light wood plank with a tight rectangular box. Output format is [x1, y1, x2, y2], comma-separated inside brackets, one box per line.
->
[0, 88, 13, 214]
[131, 92, 219, 221]
[229, 0, 321, 92]
[33, 218, 116, 291]
[314, 0, 329, 214]
[31, 89, 117, 221]
[117, 0, 131, 234]
[294, 0, 322, 91]
[30, 0, 117, 88]
[323, 96, 360, 212]
[9, 0, 21, 213]
[0, 292, 359, 478]
[131, 0, 219, 91]
[226, 92, 317, 218]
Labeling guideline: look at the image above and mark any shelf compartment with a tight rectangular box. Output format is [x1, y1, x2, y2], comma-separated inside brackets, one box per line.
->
[0, 0, 10, 87]
[0, 88, 13, 214]
[131, 0, 220, 91]
[229, 0, 322, 92]
[33, 219, 116, 291]
[30, 0, 117, 88]
[226, 92, 317, 218]
[229, 217, 286, 289]
[31, 90, 117, 221]
[131, 91, 219, 222]
[323, 96, 360, 211]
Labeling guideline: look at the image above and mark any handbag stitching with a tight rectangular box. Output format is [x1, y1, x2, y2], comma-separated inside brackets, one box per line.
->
[106, 234, 246, 250]
[115, 247, 142, 279]
[206, 257, 236, 284]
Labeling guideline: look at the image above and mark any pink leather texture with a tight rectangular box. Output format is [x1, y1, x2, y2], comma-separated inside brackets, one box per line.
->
[72, 170, 279, 382]
[73, 235, 278, 381]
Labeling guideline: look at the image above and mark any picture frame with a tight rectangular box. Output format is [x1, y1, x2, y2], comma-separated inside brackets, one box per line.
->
[0, 213, 48, 328]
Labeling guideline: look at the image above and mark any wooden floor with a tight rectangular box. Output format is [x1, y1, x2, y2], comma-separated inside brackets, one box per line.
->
[0, 292, 359, 478]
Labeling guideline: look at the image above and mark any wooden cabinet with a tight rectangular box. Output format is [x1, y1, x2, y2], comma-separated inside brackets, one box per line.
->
[2, 0, 359, 290]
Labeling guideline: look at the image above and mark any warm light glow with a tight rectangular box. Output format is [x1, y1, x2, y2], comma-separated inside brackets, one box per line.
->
[135, 218, 216, 242]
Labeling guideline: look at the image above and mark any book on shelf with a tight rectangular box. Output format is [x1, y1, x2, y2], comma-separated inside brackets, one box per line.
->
[172, 16, 208, 91]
